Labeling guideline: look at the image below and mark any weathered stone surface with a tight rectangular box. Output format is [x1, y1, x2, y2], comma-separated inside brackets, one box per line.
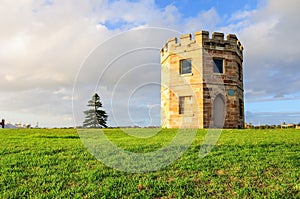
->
[161, 30, 244, 128]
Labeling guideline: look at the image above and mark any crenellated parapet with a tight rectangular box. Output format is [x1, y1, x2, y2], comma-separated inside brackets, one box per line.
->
[161, 30, 243, 61]
[161, 29, 245, 129]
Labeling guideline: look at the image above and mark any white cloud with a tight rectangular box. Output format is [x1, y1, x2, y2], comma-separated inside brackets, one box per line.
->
[221, 0, 300, 102]
[0, 0, 184, 127]
[1, 0, 299, 126]
[184, 8, 221, 32]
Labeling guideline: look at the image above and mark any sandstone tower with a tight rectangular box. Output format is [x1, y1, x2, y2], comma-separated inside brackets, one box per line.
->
[160, 30, 244, 128]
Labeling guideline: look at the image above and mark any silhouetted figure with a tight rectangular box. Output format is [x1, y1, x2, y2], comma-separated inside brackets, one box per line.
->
[1, 119, 5, 128]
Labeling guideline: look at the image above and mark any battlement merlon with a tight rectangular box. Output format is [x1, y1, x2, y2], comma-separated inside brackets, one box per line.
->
[161, 30, 244, 58]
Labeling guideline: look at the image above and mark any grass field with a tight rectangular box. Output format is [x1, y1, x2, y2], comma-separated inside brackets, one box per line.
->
[0, 128, 299, 198]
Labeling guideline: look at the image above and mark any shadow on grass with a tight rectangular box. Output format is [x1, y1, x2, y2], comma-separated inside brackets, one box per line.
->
[35, 135, 80, 139]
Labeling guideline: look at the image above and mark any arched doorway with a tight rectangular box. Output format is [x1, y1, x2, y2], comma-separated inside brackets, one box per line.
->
[213, 94, 225, 128]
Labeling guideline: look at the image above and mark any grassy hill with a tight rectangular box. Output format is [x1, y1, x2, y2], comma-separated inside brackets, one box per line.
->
[1, 128, 299, 198]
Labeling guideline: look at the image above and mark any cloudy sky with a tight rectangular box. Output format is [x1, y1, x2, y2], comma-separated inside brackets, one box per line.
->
[1, 0, 300, 127]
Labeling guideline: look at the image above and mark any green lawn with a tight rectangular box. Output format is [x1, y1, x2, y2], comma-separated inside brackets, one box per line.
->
[0, 128, 299, 198]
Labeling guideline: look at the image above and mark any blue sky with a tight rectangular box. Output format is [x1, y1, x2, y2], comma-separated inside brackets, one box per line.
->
[155, 0, 260, 18]
[0, 0, 299, 127]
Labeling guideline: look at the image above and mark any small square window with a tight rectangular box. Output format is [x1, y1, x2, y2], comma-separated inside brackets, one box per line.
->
[179, 96, 185, 114]
[179, 96, 192, 114]
[180, 59, 192, 74]
[213, 58, 223, 73]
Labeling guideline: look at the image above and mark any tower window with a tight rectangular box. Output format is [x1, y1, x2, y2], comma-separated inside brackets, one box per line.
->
[213, 58, 223, 73]
[179, 96, 192, 114]
[180, 59, 192, 74]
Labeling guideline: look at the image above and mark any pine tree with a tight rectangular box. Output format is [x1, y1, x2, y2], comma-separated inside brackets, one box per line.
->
[83, 93, 108, 128]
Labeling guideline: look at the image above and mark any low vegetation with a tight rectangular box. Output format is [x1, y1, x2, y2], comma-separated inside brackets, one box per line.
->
[1, 128, 299, 198]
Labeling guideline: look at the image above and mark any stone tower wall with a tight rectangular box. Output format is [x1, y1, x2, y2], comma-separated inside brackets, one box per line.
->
[161, 30, 244, 128]
[161, 33, 204, 128]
